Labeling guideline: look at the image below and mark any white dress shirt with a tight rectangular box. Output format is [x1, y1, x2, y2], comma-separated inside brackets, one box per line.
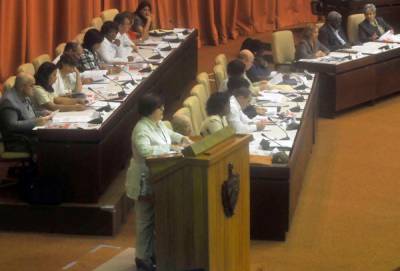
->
[330, 25, 346, 45]
[52, 69, 77, 96]
[98, 38, 129, 64]
[227, 96, 257, 133]
[116, 32, 135, 59]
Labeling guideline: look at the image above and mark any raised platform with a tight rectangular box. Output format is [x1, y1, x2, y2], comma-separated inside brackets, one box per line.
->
[0, 170, 132, 235]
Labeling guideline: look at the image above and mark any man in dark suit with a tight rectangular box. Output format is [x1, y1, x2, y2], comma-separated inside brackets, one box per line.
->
[319, 11, 350, 51]
[358, 3, 393, 43]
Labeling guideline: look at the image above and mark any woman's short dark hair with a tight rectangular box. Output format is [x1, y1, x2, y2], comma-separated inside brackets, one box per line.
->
[64, 42, 80, 53]
[57, 53, 78, 69]
[138, 94, 164, 116]
[135, 0, 152, 14]
[101, 21, 119, 36]
[114, 11, 133, 26]
[227, 59, 246, 77]
[35, 62, 57, 93]
[227, 76, 250, 91]
[135, 0, 152, 18]
[206, 92, 230, 116]
[232, 87, 251, 98]
[82, 29, 104, 51]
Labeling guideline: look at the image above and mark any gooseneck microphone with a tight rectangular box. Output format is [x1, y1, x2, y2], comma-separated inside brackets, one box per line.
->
[87, 87, 112, 112]
[103, 74, 127, 98]
[267, 117, 290, 140]
[120, 69, 137, 86]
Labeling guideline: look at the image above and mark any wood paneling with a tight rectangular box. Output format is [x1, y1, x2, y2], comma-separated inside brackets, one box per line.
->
[150, 135, 251, 271]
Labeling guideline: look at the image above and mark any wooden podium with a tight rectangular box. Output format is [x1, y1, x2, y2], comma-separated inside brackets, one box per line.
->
[147, 129, 251, 271]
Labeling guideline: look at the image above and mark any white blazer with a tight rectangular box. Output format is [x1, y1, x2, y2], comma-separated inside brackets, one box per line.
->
[125, 117, 183, 200]
[227, 96, 257, 133]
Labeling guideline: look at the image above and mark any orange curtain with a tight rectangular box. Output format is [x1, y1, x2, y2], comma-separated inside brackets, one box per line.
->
[277, 0, 317, 28]
[0, 0, 316, 83]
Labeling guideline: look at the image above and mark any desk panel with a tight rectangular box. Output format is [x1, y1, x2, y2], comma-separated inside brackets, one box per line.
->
[36, 31, 198, 203]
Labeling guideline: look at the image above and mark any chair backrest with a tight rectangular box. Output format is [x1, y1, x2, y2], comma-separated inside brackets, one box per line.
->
[91, 17, 103, 30]
[190, 84, 208, 120]
[101, 9, 119, 22]
[73, 33, 85, 44]
[32, 54, 51, 72]
[81, 27, 95, 34]
[272, 30, 295, 65]
[213, 64, 226, 91]
[196, 72, 211, 96]
[171, 109, 193, 136]
[55, 43, 66, 57]
[4, 76, 16, 91]
[17, 63, 35, 76]
[215, 54, 228, 69]
[347, 13, 364, 44]
[183, 96, 204, 136]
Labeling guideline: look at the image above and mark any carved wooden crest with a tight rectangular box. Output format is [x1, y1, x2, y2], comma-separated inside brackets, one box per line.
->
[221, 163, 240, 218]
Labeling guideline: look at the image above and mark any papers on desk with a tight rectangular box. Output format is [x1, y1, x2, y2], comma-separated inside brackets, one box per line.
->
[90, 101, 120, 110]
[257, 93, 287, 103]
[81, 70, 108, 82]
[378, 31, 400, 43]
[52, 110, 99, 123]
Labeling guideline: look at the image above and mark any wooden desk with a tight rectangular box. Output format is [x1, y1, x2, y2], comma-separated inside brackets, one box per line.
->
[250, 77, 319, 241]
[297, 46, 400, 118]
[312, 0, 400, 32]
[36, 31, 198, 203]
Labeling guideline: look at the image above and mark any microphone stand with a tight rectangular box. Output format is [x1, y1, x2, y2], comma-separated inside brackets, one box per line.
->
[103, 74, 127, 98]
[267, 117, 290, 140]
[87, 87, 112, 112]
[260, 133, 292, 151]
[120, 68, 137, 86]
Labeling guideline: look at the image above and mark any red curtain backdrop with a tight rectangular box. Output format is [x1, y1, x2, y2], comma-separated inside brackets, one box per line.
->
[0, 0, 316, 83]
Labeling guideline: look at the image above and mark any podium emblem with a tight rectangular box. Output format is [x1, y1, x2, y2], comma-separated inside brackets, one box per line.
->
[221, 163, 240, 218]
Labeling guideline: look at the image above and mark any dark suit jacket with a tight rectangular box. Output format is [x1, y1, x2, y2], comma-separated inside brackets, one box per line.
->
[358, 17, 392, 43]
[318, 23, 348, 51]
[246, 56, 271, 82]
[295, 39, 329, 60]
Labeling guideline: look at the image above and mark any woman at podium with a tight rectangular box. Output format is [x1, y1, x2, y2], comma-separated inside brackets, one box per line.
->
[125, 94, 191, 271]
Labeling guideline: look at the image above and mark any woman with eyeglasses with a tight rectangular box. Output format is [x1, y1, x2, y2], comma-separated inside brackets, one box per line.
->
[125, 93, 191, 271]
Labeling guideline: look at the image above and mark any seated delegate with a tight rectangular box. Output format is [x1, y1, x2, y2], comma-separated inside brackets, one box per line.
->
[98, 21, 134, 64]
[358, 3, 393, 43]
[219, 59, 260, 95]
[78, 29, 121, 74]
[319, 11, 350, 51]
[0, 73, 51, 152]
[131, 0, 154, 40]
[227, 87, 268, 134]
[296, 24, 330, 60]
[114, 12, 138, 58]
[53, 54, 83, 97]
[32, 62, 86, 112]
[200, 92, 230, 136]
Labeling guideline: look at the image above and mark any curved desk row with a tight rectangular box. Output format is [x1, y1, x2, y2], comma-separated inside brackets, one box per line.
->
[36, 31, 198, 203]
[298, 42, 400, 118]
